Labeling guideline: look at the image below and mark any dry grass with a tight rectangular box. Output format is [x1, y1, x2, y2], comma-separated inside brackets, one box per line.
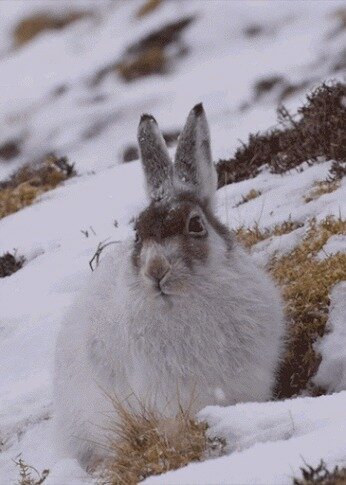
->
[100, 396, 224, 485]
[236, 219, 303, 249]
[235, 188, 262, 207]
[217, 82, 346, 187]
[0, 252, 25, 278]
[0, 155, 75, 220]
[236, 216, 346, 397]
[13, 11, 88, 47]
[270, 217, 346, 397]
[117, 46, 166, 82]
[304, 180, 341, 203]
[136, 0, 162, 18]
[14, 456, 49, 485]
[293, 460, 346, 485]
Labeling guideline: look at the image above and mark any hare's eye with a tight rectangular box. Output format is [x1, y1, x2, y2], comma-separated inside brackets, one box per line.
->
[134, 231, 140, 243]
[188, 215, 206, 236]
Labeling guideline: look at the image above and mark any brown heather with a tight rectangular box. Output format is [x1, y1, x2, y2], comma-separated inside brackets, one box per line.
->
[217, 82, 346, 187]
[0, 252, 25, 278]
[0, 156, 75, 220]
[293, 460, 346, 485]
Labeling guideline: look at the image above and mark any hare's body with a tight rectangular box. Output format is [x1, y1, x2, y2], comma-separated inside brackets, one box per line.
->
[54, 104, 285, 467]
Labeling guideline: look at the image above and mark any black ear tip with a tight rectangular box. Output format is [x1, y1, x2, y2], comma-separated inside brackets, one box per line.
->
[140, 113, 157, 124]
[193, 102, 204, 116]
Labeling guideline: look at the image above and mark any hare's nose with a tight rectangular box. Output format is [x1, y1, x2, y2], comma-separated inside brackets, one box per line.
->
[144, 256, 171, 284]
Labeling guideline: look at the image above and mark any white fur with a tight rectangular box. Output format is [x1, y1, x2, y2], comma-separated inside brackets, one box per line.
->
[54, 234, 285, 466]
[54, 105, 285, 467]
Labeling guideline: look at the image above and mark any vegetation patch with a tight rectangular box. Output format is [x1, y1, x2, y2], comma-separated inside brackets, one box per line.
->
[0, 252, 25, 278]
[136, 0, 162, 19]
[293, 460, 346, 485]
[101, 396, 224, 485]
[118, 16, 194, 82]
[235, 188, 262, 207]
[236, 216, 346, 397]
[14, 456, 49, 485]
[236, 218, 303, 249]
[0, 155, 75, 220]
[217, 82, 346, 187]
[117, 46, 166, 82]
[270, 217, 346, 398]
[13, 11, 89, 47]
[304, 180, 341, 203]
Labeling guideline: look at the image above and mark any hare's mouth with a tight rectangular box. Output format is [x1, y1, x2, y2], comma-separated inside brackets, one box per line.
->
[152, 281, 177, 299]
[156, 280, 170, 297]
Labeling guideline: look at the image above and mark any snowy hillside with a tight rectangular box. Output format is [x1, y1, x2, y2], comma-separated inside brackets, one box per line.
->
[0, 1, 345, 483]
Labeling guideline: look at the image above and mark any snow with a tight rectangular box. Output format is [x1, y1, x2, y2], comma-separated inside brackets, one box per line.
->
[314, 282, 346, 393]
[317, 235, 346, 260]
[0, 0, 345, 483]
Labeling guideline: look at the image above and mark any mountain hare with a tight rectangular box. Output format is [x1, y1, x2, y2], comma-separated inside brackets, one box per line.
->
[54, 104, 285, 467]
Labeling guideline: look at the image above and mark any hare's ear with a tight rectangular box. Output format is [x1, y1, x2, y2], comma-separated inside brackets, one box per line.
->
[138, 114, 173, 202]
[174, 103, 217, 205]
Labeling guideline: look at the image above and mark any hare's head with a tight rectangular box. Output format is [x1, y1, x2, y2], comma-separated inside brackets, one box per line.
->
[133, 104, 233, 298]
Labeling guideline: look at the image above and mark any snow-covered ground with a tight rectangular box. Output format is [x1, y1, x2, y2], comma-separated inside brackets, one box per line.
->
[0, 1, 345, 483]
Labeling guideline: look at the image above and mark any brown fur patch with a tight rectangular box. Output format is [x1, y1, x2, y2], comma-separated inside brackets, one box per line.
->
[132, 193, 233, 268]
[135, 201, 193, 242]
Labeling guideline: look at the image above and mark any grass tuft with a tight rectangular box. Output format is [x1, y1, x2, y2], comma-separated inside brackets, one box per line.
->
[0, 251, 25, 278]
[236, 218, 303, 249]
[235, 188, 262, 207]
[0, 155, 75, 220]
[13, 456, 49, 485]
[100, 396, 224, 485]
[293, 460, 346, 485]
[217, 82, 346, 187]
[304, 180, 341, 203]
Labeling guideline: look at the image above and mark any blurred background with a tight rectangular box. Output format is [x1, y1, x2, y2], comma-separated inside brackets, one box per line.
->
[0, 0, 345, 181]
